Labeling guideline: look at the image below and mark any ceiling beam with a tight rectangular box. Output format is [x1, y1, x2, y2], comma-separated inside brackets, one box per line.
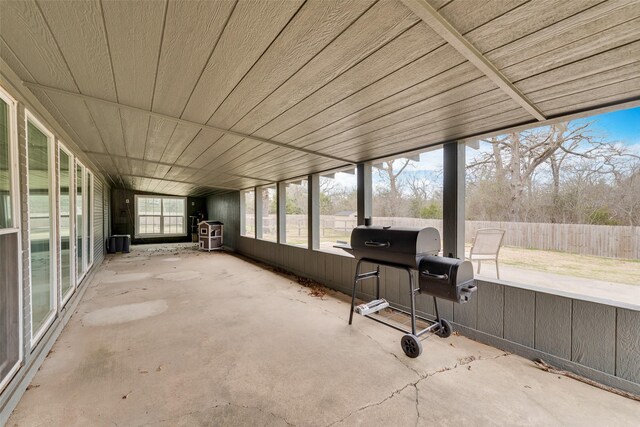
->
[400, 0, 546, 121]
[22, 81, 356, 164]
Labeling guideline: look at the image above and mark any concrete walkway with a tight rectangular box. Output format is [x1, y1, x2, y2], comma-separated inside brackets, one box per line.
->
[8, 245, 639, 426]
[476, 264, 640, 307]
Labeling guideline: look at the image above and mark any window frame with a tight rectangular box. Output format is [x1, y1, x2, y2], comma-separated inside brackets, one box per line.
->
[86, 170, 94, 269]
[58, 141, 76, 307]
[256, 184, 277, 242]
[134, 195, 187, 238]
[75, 159, 87, 284]
[314, 165, 359, 256]
[25, 108, 58, 349]
[282, 177, 309, 248]
[0, 86, 23, 392]
[240, 188, 256, 238]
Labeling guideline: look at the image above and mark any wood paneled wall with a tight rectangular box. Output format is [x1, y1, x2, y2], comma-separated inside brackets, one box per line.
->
[110, 189, 206, 245]
[206, 192, 240, 251]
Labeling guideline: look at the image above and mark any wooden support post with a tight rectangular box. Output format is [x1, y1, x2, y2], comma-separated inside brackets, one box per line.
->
[309, 174, 319, 250]
[443, 142, 465, 259]
[357, 163, 372, 226]
[255, 187, 263, 239]
[277, 181, 286, 244]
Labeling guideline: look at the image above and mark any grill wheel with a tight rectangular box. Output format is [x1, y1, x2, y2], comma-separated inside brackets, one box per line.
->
[435, 319, 453, 338]
[401, 334, 422, 358]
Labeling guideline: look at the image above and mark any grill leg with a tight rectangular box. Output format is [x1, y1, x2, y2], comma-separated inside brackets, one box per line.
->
[349, 259, 363, 325]
[375, 265, 380, 300]
[434, 296, 440, 321]
[407, 268, 417, 335]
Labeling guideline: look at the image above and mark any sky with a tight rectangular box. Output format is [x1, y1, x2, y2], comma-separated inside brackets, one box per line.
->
[574, 106, 640, 148]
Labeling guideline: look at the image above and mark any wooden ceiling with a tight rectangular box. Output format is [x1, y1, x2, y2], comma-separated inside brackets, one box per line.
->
[1, 0, 639, 196]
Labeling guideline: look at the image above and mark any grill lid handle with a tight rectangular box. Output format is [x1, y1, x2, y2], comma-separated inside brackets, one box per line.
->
[421, 271, 449, 280]
[364, 241, 390, 248]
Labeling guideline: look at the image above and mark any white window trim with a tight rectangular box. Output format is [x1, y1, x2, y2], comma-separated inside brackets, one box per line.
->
[87, 170, 94, 269]
[58, 141, 76, 308]
[134, 195, 187, 238]
[25, 108, 58, 349]
[0, 85, 23, 392]
[75, 159, 87, 285]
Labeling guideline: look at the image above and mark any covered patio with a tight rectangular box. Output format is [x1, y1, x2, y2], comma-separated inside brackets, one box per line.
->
[7, 245, 639, 426]
[1, 0, 639, 425]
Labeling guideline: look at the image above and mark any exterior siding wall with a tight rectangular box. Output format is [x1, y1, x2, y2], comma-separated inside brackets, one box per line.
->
[110, 188, 206, 245]
[206, 192, 240, 251]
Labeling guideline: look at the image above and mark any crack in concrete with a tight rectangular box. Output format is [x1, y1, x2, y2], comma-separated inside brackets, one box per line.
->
[355, 327, 423, 378]
[142, 401, 296, 427]
[229, 402, 297, 427]
[324, 352, 511, 427]
[325, 380, 419, 427]
[414, 384, 421, 427]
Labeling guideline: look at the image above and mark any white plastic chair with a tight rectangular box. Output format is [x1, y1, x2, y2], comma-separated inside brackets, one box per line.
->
[466, 228, 505, 279]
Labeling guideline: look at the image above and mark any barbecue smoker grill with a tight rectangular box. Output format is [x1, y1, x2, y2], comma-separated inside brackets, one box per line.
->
[341, 225, 477, 358]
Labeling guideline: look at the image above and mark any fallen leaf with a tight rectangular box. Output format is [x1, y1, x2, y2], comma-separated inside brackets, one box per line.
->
[139, 369, 149, 374]
[156, 365, 164, 372]
[122, 391, 132, 399]
[524, 385, 531, 389]
[26, 384, 41, 391]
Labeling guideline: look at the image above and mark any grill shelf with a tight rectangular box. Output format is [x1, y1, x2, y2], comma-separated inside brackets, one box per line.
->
[344, 225, 477, 358]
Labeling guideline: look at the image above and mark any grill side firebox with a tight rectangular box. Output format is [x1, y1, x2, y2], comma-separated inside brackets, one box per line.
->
[419, 255, 476, 303]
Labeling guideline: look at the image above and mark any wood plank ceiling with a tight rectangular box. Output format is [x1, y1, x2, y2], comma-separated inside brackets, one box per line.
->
[1, 0, 639, 196]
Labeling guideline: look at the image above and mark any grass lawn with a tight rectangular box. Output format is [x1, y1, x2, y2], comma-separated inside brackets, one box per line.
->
[496, 246, 640, 286]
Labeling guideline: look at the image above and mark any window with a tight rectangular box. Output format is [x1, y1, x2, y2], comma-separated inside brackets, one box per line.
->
[240, 189, 255, 237]
[76, 161, 85, 281]
[27, 111, 56, 346]
[1, 87, 21, 392]
[0, 95, 13, 229]
[135, 195, 186, 237]
[257, 184, 277, 242]
[283, 179, 308, 247]
[464, 106, 640, 301]
[137, 197, 161, 234]
[318, 167, 357, 254]
[162, 197, 184, 234]
[86, 171, 93, 267]
[372, 148, 444, 245]
[59, 144, 74, 304]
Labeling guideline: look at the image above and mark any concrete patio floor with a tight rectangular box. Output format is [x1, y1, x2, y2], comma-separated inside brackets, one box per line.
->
[8, 244, 639, 426]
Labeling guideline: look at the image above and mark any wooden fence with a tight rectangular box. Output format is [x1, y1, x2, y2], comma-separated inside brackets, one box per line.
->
[370, 217, 639, 260]
[251, 215, 639, 260]
[463, 220, 640, 260]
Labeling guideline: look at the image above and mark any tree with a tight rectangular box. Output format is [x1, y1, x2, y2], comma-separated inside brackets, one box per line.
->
[374, 159, 410, 216]
[466, 121, 639, 223]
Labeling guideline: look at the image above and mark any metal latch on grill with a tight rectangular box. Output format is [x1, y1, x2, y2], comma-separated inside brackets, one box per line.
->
[355, 299, 390, 316]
